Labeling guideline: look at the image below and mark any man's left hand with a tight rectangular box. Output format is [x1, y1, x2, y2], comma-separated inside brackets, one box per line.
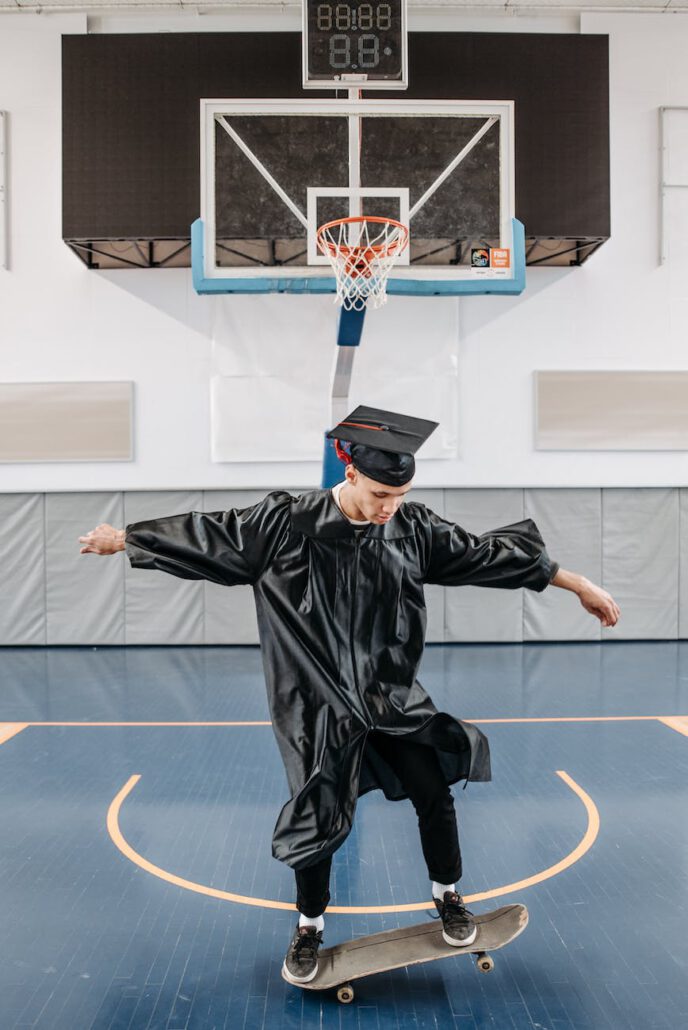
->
[577, 580, 620, 627]
[551, 568, 620, 627]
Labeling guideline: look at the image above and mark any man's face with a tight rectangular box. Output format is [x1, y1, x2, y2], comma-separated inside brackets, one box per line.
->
[345, 466, 413, 523]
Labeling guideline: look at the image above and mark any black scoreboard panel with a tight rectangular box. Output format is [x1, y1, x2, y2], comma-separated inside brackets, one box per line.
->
[406, 33, 610, 243]
[62, 32, 609, 265]
[62, 33, 308, 241]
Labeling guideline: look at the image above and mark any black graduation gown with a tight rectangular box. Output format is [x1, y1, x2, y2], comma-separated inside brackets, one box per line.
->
[124, 489, 559, 871]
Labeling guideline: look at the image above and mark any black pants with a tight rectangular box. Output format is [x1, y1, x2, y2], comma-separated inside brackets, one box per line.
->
[295, 731, 462, 918]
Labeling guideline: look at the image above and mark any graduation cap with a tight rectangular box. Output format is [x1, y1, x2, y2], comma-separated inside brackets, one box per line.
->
[327, 405, 439, 486]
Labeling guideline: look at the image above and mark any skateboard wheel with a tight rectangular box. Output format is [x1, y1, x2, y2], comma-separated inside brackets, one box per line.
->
[476, 952, 494, 973]
[336, 984, 354, 1004]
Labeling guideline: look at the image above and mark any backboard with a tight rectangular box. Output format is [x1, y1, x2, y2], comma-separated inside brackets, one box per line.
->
[194, 98, 525, 298]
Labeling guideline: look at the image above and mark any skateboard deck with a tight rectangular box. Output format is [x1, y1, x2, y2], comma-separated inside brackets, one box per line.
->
[282, 903, 528, 1003]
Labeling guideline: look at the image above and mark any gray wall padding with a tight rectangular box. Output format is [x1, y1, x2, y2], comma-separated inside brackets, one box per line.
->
[601, 488, 679, 641]
[523, 488, 602, 642]
[680, 490, 688, 641]
[444, 489, 526, 643]
[0, 494, 45, 644]
[0, 487, 684, 645]
[46, 492, 125, 645]
[124, 492, 205, 646]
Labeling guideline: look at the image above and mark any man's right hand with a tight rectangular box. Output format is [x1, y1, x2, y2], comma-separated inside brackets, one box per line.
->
[79, 524, 126, 555]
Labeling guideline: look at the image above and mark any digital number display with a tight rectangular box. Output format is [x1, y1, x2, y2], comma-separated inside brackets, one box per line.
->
[305, 0, 405, 85]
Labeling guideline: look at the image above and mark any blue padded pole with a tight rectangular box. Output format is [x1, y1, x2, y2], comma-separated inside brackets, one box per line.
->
[336, 305, 367, 348]
[321, 306, 367, 488]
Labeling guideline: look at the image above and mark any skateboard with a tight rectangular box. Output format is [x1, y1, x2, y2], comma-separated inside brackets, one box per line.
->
[281, 902, 528, 1004]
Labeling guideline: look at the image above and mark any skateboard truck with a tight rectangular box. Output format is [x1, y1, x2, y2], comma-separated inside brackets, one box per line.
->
[475, 951, 495, 973]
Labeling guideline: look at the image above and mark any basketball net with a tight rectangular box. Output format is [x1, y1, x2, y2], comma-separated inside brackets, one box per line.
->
[316, 215, 409, 312]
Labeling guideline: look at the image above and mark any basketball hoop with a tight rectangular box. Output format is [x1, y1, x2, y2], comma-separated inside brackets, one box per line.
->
[316, 215, 409, 312]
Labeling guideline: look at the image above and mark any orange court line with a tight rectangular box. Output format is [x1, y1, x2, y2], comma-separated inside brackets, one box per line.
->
[658, 716, 688, 738]
[471, 715, 673, 723]
[17, 715, 687, 727]
[107, 769, 599, 915]
[0, 723, 28, 746]
[22, 721, 273, 727]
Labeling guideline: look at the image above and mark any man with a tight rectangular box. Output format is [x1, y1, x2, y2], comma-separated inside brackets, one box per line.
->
[79, 405, 620, 985]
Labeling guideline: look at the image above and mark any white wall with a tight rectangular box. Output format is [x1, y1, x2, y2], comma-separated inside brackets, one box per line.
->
[1, 9, 687, 492]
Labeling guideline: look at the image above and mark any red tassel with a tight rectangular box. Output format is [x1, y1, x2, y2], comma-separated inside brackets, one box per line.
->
[334, 439, 352, 465]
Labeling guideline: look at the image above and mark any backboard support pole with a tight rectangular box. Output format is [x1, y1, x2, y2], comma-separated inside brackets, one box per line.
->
[322, 305, 366, 488]
[348, 88, 362, 230]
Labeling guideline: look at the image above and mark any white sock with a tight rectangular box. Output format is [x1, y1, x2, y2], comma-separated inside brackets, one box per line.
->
[299, 912, 325, 932]
[432, 881, 456, 900]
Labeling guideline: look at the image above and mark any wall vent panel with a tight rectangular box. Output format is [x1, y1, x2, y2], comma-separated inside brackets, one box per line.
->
[536, 371, 688, 450]
[0, 382, 133, 462]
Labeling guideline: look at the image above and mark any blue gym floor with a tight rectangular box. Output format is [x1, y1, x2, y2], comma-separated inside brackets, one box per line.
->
[1, 641, 687, 1030]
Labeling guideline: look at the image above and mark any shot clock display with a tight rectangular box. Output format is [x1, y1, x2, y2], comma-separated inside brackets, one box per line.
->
[303, 0, 407, 88]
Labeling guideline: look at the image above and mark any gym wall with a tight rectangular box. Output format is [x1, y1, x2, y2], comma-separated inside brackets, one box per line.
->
[1, 11, 687, 643]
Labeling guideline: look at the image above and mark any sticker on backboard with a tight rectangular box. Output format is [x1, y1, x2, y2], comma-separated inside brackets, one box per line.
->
[471, 248, 490, 268]
[490, 248, 511, 269]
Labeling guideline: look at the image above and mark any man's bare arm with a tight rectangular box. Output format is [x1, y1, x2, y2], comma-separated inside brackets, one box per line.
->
[550, 567, 620, 628]
[79, 523, 126, 555]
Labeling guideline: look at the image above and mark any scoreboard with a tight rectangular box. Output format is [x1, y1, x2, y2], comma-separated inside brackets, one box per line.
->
[303, 0, 408, 89]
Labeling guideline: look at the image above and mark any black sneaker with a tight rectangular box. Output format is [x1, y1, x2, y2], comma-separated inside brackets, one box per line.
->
[434, 890, 477, 946]
[282, 924, 323, 983]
